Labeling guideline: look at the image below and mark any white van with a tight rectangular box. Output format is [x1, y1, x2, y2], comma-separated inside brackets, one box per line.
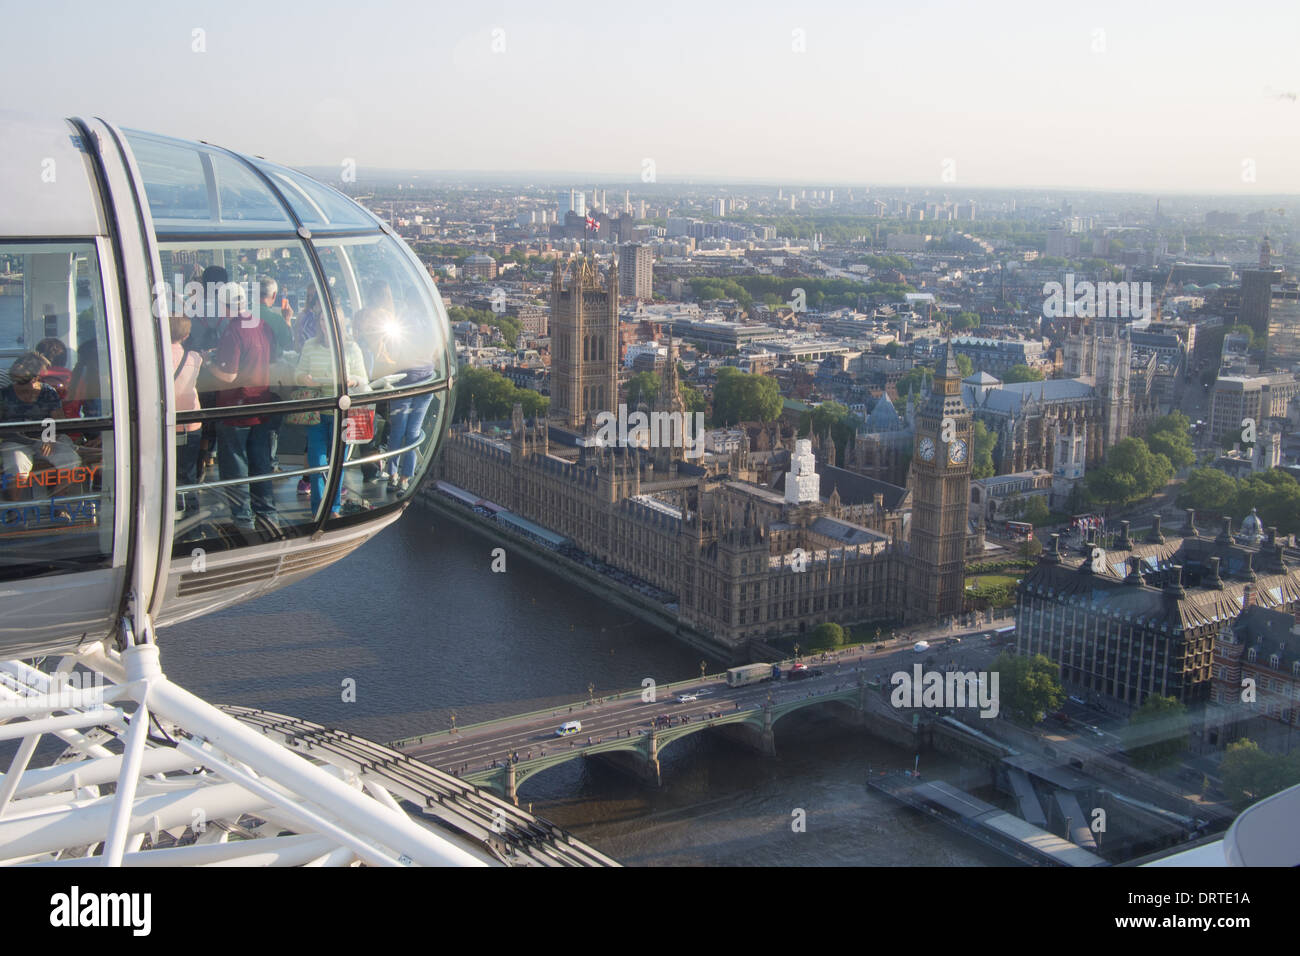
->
[556, 720, 582, 737]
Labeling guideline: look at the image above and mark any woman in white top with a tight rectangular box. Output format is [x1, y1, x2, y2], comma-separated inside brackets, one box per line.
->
[171, 316, 204, 514]
[295, 316, 368, 516]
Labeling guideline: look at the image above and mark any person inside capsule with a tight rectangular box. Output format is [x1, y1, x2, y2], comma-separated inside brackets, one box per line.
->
[295, 312, 369, 517]
[384, 283, 439, 495]
[353, 281, 398, 485]
[170, 315, 204, 517]
[201, 282, 276, 530]
[0, 351, 82, 500]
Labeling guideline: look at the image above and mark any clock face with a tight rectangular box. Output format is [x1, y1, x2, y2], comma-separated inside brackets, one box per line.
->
[918, 437, 936, 461]
[948, 439, 968, 464]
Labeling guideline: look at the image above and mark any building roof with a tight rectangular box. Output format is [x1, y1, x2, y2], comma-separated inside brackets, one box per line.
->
[865, 392, 903, 431]
[965, 378, 1096, 415]
[1019, 532, 1300, 632]
[772, 464, 909, 511]
[809, 516, 889, 546]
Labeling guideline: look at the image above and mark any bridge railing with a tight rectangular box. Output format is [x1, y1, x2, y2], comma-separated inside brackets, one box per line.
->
[390, 644, 917, 751]
[389, 671, 740, 749]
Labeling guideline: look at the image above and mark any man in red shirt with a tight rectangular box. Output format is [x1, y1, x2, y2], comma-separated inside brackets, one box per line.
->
[205, 283, 276, 529]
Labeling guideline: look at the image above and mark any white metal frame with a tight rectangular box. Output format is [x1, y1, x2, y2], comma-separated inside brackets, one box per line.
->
[0, 623, 490, 867]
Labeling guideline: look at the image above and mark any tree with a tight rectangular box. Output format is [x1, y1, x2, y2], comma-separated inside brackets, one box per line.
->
[1177, 467, 1239, 516]
[1239, 470, 1300, 535]
[971, 419, 996, 479]
[1219, 739, 1300, 811]
[679, 380, 706, 415]
[995, 652, 1064, 725]
[803, 401, 860, 465]
[1084, 438, 1173, 508]
[955, 353, 974, 378]
[950, 311, 980, 331]
[1018, 537, 1043, 559]
[809, 401, 850, 440]
[448, 305, 521, 347]
[625, 371, 661, 410]
[712, 367, 782, 425]
[808, 622, 845, 650]
[1124, 695, 1189, 770]
[1146, 413, 1196, 470]
[894, 365, 933, 398]
[453, 366, 548, 422]
[1175, 467, 1300, 535]
[1002, 364, 1045, 383]
[1021, 496, 1051, 526]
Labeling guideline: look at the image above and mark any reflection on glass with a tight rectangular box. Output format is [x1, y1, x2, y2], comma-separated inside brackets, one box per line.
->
[0, 242, 114, 581]
[158, 240, 338, 412]
[250, 159, 376, 230]
[125, 130, 291, 232]
[315, 235, 449, 389]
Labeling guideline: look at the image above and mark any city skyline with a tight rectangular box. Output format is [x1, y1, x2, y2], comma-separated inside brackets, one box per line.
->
[5, 0, 1300, 193]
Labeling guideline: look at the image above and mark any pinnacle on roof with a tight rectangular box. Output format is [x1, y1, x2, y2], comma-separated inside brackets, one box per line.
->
[939, 338, 962, 379]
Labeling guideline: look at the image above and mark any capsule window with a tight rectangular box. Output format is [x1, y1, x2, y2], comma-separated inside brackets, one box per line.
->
[314, 234, 449, 389]
[0, 241, 115, 580]
[159, 239, 344, 550]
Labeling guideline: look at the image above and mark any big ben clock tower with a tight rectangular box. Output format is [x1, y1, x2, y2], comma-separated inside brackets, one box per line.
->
[908, 341, 972, 621]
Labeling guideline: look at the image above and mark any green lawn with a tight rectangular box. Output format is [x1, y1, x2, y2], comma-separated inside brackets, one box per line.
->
[966, 574, 1019, 590]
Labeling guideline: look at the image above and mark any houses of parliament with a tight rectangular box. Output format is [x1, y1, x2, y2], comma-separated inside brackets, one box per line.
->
[433, 255, 977, 651]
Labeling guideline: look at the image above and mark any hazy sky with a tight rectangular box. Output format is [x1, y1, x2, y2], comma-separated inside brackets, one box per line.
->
[5, 0, 1300, 193]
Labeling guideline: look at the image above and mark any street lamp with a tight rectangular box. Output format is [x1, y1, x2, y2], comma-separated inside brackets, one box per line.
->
[450, 711, 457, 734]
[588, 682, 595, 703]
[700, 660, 707, 681]
[794, 642, 801, 660]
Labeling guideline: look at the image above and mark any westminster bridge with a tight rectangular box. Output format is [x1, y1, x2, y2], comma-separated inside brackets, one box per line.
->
[393, 629, 1007, 804]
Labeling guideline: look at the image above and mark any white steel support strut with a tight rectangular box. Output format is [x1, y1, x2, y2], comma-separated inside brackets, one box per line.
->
[0, 636, 490, 867]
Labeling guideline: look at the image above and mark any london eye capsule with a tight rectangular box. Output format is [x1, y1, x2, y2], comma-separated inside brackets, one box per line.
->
[0, 114, 529, 868]
[0, 113, 456, 657]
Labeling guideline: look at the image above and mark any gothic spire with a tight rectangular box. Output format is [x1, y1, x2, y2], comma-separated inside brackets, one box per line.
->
[939, 337, 962, 380]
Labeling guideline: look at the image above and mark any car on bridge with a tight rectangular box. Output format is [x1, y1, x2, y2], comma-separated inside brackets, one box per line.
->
[677, 694, 698, 703]
[556, 721, 582, 737]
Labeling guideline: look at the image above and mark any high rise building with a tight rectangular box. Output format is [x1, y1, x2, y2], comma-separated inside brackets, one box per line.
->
[557, 189, 587, 219]
[1240, 237, 1282, 342]
[907, 342, 973, 619]
[618, 243, 653, 302]
[549, 256, 619, 427]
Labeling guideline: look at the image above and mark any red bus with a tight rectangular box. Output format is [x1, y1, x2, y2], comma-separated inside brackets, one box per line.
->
[1005, 520, 1033, 541]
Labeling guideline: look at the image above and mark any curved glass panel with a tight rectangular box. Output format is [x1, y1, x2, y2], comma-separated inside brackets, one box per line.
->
[157, 239, 337, 402]
[125, 131, 291, 233]
[250, 159, 377, 230]
[329, 389, 447, 520]
[315, 234, 450, 388]
[0, 241, 115, 580]
[160, 239, 344, 554]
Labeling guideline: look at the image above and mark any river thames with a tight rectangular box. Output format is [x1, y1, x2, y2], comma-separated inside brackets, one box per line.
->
[160, 509, 1005, 866]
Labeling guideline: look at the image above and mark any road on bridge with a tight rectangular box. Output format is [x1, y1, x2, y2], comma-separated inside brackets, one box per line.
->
[400, 624, 1010, 777]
